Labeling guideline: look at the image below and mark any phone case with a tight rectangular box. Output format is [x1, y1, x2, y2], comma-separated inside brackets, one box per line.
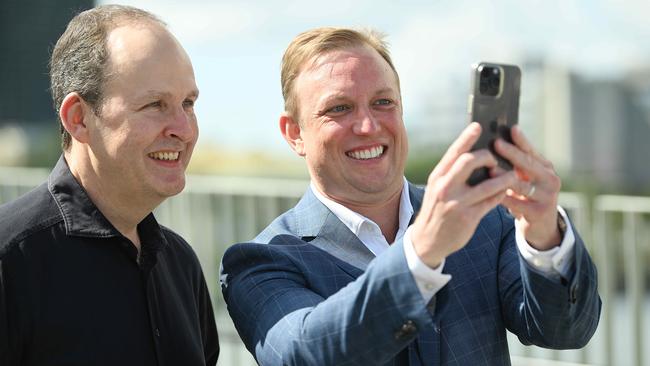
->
[467, 62, 521, 186]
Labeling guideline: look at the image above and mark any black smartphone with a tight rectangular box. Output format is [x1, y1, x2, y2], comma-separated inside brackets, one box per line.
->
[466, 62, 521, 186]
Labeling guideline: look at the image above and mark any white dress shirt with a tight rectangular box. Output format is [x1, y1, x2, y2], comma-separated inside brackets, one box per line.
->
[310, 178, 576, 303]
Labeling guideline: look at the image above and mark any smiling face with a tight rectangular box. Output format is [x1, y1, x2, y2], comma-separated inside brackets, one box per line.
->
[82, 21, 198, 207]
[289, 45, 408, 206]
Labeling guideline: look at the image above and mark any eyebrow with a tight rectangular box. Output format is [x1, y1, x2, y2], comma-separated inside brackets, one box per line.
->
[372, 87, 397, 97]
[319, 94, 347, 105]
[137, 89, 200, 101]
[188, 89, 200, 99]
[318, 87, 398, 105]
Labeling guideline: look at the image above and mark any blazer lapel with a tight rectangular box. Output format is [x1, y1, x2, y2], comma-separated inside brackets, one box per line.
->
[309, 214, 376, 272]
[408, 182, 425, 222]
[292, 188, 375, 274]
[293, 183, 425, 273]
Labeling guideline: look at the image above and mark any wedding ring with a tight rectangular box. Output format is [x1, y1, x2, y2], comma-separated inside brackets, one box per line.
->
[526, 183, 536, 198]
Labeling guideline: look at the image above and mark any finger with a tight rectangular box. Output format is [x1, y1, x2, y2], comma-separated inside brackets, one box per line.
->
[431, 122, 482, 178]
[502, 194, 530, 211]
[508, 179, 537, 200]
[510, 125, 537, 155]
[501, 194, 549, 220]
[494, 139, 544, 179]
[512, 127, 556, 169]
[463, 170, 516, 205]
[445, 149, 498, 187]
[489, 165, 507, 178]
[472, 189, 507, 220]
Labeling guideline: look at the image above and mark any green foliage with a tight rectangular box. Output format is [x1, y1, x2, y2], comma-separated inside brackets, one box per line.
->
[25, 126, 61, 168]
[404, 148, 444, 185]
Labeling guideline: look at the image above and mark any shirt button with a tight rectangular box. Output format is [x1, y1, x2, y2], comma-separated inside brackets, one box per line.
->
[425, 283, 435, 291]
[533, 258, 543, 267]
[154, 328, 161, 337]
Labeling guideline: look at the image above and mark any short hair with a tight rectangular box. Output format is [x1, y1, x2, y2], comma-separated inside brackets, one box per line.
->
[49, 5, 165, 150]
[280, 27, 400, 123]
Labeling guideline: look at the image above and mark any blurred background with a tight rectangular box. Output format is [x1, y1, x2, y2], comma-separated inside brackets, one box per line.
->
[1, 0, 649, 365]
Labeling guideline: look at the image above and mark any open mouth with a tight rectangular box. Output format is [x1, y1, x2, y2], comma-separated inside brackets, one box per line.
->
[346, 145, 385, 160]
[148, 151, 180, 161]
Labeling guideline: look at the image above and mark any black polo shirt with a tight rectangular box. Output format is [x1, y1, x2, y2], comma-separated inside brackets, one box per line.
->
[0, 156, 219, 366]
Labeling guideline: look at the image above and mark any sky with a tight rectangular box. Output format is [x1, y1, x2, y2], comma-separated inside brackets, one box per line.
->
[99, 0, 649, 158]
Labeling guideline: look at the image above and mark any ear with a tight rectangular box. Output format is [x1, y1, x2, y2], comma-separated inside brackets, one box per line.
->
[279, 112, 305, 156]
[59, 92, 91, 145]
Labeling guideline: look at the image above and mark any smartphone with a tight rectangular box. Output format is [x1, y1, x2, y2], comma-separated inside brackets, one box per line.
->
[466, 62, 521, 186]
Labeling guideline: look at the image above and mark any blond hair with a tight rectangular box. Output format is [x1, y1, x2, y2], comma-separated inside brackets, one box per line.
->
[280, 27, 400, 122]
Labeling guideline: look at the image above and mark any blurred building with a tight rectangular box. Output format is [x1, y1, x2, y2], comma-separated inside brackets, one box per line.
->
[409, 58, 650, 193]
[531, 63, 650, 192]
[0, 0, 93, 166]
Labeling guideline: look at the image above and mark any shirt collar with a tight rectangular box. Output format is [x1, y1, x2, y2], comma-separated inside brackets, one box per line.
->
[47, 155, 166, 248]
[309, 177, 414, 244]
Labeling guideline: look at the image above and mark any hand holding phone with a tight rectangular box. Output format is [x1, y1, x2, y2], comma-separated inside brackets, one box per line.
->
[466, 62, 521, 186]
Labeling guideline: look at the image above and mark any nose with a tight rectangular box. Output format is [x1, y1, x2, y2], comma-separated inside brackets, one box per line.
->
[165, 106, 197, 143]
[352, 108, 380, 135]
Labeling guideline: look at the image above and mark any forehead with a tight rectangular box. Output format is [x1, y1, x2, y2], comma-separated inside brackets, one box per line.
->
[294, 45, 399, 102]
[103, 22, 197, 98]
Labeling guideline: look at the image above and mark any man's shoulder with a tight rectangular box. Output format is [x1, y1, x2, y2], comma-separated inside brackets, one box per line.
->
[224, 205, 320, 259]
[158, 225, 199, 259]
[0, 182, 62, 256]
[254, 206, 303, 244]
[223, 233, 336, 277]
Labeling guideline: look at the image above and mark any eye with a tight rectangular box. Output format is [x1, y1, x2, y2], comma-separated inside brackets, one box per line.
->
[142, 100, 162, 110]
[183, 99, 195, 109]
[374, 98, 393, 106]
[326, 104, 350, 114]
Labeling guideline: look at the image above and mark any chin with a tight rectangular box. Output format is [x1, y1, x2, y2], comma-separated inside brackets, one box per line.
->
[353, 180, 391, 195]
[155, 178, 187, 198]
[355, 172, 400, 192]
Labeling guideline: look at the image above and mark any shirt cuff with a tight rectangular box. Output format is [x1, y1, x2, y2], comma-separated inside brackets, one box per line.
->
[403, 226, 452, 303]
[515, 206, 575, 279]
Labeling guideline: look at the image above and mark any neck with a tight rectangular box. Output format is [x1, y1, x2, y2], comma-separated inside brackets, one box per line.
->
[65, 151, 153, 250]
[322, 185, 403, 243]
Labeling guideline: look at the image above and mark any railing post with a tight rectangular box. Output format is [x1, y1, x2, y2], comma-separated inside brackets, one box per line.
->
[593, 208, 612, 366]
[623, 212, 642, 366]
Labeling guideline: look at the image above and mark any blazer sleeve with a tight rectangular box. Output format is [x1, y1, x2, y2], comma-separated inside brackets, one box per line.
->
[220, 239, 434, 365]
[497, 207, 601, 349]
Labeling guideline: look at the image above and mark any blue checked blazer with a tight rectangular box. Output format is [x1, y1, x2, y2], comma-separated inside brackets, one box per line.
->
[220, 182, 601, 365]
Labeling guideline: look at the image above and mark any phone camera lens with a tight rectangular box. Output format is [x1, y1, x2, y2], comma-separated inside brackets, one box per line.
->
[479, 66, 501, 96]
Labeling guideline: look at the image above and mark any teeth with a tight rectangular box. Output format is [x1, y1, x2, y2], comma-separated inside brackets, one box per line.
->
[148, 151, 179, 161]
[347, 146, 384, 160]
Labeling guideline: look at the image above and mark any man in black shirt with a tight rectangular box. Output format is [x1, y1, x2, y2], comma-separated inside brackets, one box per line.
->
[0, 5, 219, 366]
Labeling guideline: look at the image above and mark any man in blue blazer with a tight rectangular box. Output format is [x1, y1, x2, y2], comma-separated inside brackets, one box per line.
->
[221, 27, 601, 365]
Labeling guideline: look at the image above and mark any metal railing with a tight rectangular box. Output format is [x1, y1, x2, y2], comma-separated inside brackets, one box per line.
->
[1, 167, 648, 366]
